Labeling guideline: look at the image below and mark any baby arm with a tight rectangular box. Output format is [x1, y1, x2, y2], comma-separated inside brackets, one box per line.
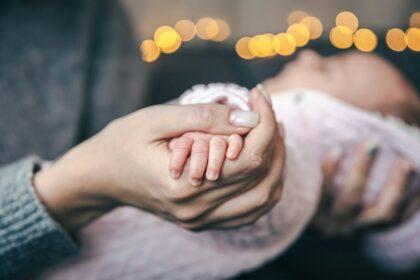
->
[169, 132, 243, 186]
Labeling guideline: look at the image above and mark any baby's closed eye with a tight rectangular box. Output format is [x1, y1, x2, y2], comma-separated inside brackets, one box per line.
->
[169, 132, 243, 186]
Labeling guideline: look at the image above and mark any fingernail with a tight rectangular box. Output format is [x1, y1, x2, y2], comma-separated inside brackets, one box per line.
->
[329, 146, 343, 161]
[365, 140, 379, 157]
[206, 171, 218, 181]
[227, 151, 235, 159]
[229, 110, 259, 128]
[190, 178, 202, 187]
[256, 83, 272, 105]
[170, 170, 180, 179]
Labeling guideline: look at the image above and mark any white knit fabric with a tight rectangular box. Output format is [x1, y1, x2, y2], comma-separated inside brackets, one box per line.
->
[42, 84, 420, 279]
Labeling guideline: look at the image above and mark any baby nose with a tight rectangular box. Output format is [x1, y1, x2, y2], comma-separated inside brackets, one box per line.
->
[297, 50, 323, 68]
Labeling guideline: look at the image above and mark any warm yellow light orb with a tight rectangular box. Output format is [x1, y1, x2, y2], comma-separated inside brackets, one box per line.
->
[287, 10, 308, 26]
[336, 11, 358, 33]
[353, 28, 377, 52]
[406, 27, 420, 51]
[235, 37, 255, 59]
[386, 28, 407, 52]
[301, 16, 323, 39]
[409, 12, 420, 28]
[175, 19, 196, 42]
[212, 19, 231, 42]
[196, 17, 219, 40]
[154, 26, 181, 54]
[272, 33, 296, 56]
[140, 39, 160, 62]
[287, 23, 310, 47]
[329, 26, 353, 49]
[248, 35, 261, 57]
[154, 26, 173, 43]
[255, 34, 274, 57]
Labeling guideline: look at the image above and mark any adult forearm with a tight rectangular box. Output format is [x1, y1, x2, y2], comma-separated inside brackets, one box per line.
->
[0, 157, 78, 279]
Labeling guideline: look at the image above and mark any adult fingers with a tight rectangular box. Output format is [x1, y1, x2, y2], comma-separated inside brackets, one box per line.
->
[241, 88, 278, 157]
[319, 147, 344, 211]
[206, 136, 228, 181]
[357, 158, 413, 227]
[332, 140, 379, 218]
[139, 104, 259, 140]
[192, 144, 284, 229]
[169, 137, 194, 179]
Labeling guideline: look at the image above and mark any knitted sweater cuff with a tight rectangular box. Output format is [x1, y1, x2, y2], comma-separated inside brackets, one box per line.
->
[0, 156, 79, 279]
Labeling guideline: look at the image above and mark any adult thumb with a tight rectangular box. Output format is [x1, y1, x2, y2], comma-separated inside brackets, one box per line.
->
[142, 103, 259, 140]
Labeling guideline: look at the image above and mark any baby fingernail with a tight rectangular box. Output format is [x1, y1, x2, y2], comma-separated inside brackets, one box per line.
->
[206, 171, 218, 181]
[365, 140, 379, 157]
[229, 110, 259, 128]
[170, 170, 180, 179]
[190, 178, 202, 186]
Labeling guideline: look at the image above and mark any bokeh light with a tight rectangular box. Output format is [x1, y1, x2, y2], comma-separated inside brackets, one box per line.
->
[212, 19, 231, 42]
[154, 26, 181, 54]
[196, 17, 219, 40]
[235, 37, 255, 59]
[353, 28, 377, 52]
[255, 34, 274, 57]
[287, 23, 310, 47]
[272, 33, 296, 56]
[409, 12, 420, 28]
[247, 36, 260, 57]
[140, 39, 160, 62]
[386, 28, 407, 52]
[301, 16, 323, 39]
[406, 27, 420, 51]
[329, 26, 353, 49]
[174, 19, 196, 42]
[336, 11, 358, 33]
[287, 10, 308, 26]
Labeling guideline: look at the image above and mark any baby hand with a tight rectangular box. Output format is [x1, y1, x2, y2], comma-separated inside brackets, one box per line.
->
[169, 132, 244, 186]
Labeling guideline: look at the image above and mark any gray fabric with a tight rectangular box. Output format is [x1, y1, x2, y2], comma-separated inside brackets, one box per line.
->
[0, 157, 79, 279]
[0, 0, 146, 278]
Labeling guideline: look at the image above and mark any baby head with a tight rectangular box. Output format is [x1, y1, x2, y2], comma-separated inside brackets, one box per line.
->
[265, 50, 420, 125]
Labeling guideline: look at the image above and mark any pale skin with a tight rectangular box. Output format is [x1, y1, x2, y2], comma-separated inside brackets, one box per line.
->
[170, 50, 419, 236]
[34, 89, 285, 233]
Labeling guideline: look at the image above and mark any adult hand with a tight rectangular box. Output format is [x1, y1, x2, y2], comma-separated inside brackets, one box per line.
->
[312, 141, 417, 236]
[34, 89, 285, 233]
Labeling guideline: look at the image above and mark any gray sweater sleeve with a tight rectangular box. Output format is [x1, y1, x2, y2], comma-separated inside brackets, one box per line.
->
[0, 157, 79, 279]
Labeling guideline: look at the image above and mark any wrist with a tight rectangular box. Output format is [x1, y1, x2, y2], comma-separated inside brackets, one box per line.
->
[33, 150, 117, 233]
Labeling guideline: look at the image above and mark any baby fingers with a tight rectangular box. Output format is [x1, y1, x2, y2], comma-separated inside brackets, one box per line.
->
[226, 134, 243, 160]
[169, 137, 194, 179]
[189, 139, 210, 186]
[206, 136, 228, 181]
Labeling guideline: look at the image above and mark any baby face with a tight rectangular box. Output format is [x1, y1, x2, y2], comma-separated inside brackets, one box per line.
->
[265, 50, 420, 124]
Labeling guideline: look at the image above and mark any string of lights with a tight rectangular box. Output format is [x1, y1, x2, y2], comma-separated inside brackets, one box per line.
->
[140, 11, 420, 63]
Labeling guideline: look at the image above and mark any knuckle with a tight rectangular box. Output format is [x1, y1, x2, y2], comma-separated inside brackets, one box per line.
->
[173, 139, 190, 150]
[166, 183, 194, 202]
[192, 143, 208, 155]
[193, 105, 216, 129]
[248, 153, 265, 170]
[211, 136, 226, 147]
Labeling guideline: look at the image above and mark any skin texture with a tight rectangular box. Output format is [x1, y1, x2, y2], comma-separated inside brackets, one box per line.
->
[34, 90, 285, 233]
[264, 50, 419, 235]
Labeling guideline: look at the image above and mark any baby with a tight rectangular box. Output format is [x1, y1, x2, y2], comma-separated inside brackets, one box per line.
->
[41, 51, 420, 280]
